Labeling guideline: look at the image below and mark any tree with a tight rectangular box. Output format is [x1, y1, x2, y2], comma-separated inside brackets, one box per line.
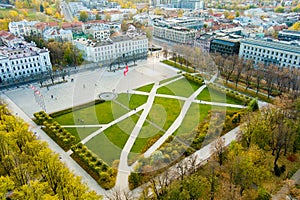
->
[211, 137, 225, 166]
[105, 13, 111, 21]
[235, 11, 240, 17]
[289, 22, 300, 31]
[40, 4, 44, 12]
[79, 11, 88, 22]
[274, 6, 285, 13]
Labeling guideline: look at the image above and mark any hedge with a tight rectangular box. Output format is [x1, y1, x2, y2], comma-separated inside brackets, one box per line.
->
[183, 73, 205, 86]
[33, 111, 53, 125]
[49, 99, 105, 118]
[71, 143, 117, 190]
[207, 82, 253, 106]
[43, 121, 77, 151]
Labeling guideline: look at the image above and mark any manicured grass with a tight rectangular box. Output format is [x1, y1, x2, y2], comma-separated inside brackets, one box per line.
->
[174, 103, 210, 137]
[64, 127, 99, 140]
[86, 114, 139, 165]
[135, 83, 154, 93]
[157, 78, 200, 97]
[115, 93, 148, 110]
[53, 101, 128, 125]
[147, 97, 183, 130]
[159, 75, 181, 85]
[197, 87, 244, 105]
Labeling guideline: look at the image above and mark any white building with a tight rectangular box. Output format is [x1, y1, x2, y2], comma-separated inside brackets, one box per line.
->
[9, 20, 39, 37]
[239, 38, 300, 68]
[0, 31, 52, 83]
[85, 26, 110, 40]
[153, 25, 196, 44]
[73, 34, 148, 63]
[43, 28, 73, 42]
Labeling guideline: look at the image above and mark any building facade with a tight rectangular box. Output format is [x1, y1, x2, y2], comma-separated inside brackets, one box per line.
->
[73, 34, 148, 64]
[239, 38, 300, 68]
[278, 30, 300, 42]
[85, 26, 110, 40]
[210, 37, 240, 55]
[9, 20, 39, 37]
[153, 25, 196, 44]
[0, 32, 52, 83]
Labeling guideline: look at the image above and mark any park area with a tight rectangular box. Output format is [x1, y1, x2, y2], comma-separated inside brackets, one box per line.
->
[34, 71, 248, 190]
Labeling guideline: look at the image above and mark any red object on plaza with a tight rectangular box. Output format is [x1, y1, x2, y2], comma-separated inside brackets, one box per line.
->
[123, 65, 129, 76]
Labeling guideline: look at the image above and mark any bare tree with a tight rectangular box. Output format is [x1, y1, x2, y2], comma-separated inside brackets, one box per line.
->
[210, 137, 226, 166]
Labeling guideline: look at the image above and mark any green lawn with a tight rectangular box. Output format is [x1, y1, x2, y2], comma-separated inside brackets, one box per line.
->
[64, 127, 99, 141]
[115, 93, 148, 110]
[157, 78, 200, 97]
[135, 83, 154, 93]
[147, 97, 183, 130]
[86, 114, 139, 165]
[174, 103, 210, 137]
[159, 75, 181, 85]
[53, 101, 128, 125]
[197, 87, 243, 105]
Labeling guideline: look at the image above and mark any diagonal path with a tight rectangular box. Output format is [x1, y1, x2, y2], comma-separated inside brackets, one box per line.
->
[143, 84, 206, 158]
[193, 100, 247, 108]
[115, 83, 160, 191]
[81, 104, 146, 145]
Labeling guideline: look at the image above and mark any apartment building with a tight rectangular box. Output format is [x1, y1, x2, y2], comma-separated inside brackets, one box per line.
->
[239, 38, 300, 68]
[153, 25, 196, 44]
[9, 20, 39, 37]
[73, 34, 148, 63]
[278, 30, 300, 42]
[0, 31, 52, 83]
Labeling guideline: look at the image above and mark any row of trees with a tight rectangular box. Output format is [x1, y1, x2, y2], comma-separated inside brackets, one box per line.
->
[24, 35, 84, 68]
[0, 103, 101, 199]
[212, 53, 300, 98]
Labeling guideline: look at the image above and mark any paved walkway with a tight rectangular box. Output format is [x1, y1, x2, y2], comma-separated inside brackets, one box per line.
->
[115, 83, 160, 191]
[144, 84, 206, 158]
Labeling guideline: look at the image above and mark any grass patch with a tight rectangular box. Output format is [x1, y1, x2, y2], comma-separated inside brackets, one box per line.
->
[147, 97, 183, 130]
[53, 101, 128, 125]
[86, 114, 139, 165]
[157, 78, 200, 97]
[135, 83, 154, 93]
[115, 93, 148, 110]
[159, 75, 181, 85]
[197, 87, 244, 105]
[64, 127, 99, 140]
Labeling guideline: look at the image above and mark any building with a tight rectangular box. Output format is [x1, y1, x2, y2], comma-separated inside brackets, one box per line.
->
[0, 31, 52, 83]
[153, 25, 196, 44]
[278, 30, 300, 42]
[43, 28, 73, 42]
[85, 26, 110, 40]
[73, 34, 148, 64]
[194, 33, 214, 52]
[9, 20, 39, 37]
[210, 37, 241, 55]
[239, 38, 300, 68]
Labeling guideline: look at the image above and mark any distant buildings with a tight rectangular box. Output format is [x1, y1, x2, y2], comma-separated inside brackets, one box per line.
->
[239, 38, 300, 68]
[0, 31, 52, 83]
[43, 28, 73, 42]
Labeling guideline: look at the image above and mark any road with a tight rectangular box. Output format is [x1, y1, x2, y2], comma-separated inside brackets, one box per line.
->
[60, 0, 73, 22]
